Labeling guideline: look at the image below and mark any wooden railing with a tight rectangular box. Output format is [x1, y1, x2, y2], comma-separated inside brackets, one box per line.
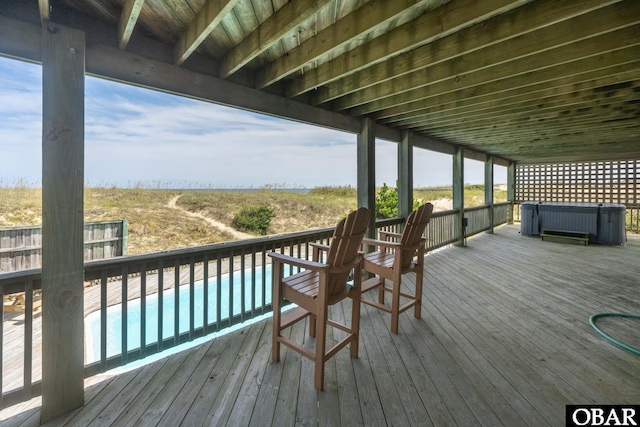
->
[464, 205, 490, 236]
[425, 209, 459, 251]
[493, 202, 511, 226]
[0, 220, 128, 273]
[0, 206, 508, 408]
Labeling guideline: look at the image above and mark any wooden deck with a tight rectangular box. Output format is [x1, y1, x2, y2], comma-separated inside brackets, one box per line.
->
[2, 224, 639, 426]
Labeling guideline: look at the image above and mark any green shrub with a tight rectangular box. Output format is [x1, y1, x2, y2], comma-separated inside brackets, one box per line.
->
[231, 205, 276, 235]
[375, 183, 420, 219]
[375, 183, 397, 219]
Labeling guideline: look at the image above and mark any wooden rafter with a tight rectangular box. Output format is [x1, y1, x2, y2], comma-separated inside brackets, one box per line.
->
[377, 60, 640, 124]
[343, 11, 640, 115]
[174, 0, 240, 66]
[255, 0, 432, 89]
[287, 0, 531, 98]
[218, 0, 333, 79]
[304, 0, 622, 104]
[118, 0, 145, 50]
[387, 67, 640, 127]
[38, 0, 49, 21]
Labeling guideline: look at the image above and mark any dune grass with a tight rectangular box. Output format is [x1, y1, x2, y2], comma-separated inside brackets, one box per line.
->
[0, 183, 507, 255]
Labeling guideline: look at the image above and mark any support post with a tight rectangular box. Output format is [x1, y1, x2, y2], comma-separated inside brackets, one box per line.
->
[398, 131, 414, 224]
[507, 162, 516, 224]
[485, 155, 494, 234]
[41, 21, 85, 423]
[453, 147, 465, 246]
[357, 118, 376, 240]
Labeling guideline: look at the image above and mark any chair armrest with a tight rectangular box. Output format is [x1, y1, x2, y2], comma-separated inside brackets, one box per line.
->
[379, 230, 402, 241]
[309, 242, 330, 262]
[309, 242, 330, 251]
[362, 237, 402, 250]
[268, 252, 329, 272]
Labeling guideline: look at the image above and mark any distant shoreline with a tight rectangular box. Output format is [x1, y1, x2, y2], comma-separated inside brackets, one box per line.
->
[174, 188, 313, 194]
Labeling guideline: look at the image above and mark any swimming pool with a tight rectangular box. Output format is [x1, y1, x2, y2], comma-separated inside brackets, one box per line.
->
[84, 264, 275, 364]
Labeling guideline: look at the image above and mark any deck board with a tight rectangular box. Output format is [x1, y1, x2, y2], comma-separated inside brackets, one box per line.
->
[2, 224, 639, 426]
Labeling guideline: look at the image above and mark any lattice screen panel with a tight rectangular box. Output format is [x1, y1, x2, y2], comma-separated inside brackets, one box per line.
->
[515, 160, 640, 207]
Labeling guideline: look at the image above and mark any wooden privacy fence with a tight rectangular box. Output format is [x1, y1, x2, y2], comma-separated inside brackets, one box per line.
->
[0, 220, 128, 273]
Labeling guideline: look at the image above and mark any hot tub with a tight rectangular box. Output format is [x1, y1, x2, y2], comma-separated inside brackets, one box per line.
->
[520, 202, 626, 245]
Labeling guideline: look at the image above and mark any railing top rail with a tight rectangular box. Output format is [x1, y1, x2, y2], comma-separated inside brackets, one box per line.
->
[464, 205, 491, 213]
[375, 217, 404, 227]
[0, 219, 127, 232]
[83, 226, 340, 280]
[431, 208, 459, 218]
[0, 269, 41, 294]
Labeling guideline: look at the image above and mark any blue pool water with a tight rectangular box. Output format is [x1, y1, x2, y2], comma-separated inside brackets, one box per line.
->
[85, 264, 276, 364]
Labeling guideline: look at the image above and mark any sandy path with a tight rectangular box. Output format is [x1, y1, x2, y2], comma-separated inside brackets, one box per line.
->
[167, 195, 254, 240]
[430, 197, 453, 211]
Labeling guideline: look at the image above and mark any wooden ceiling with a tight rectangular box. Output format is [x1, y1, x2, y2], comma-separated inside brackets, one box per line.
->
[1, 0, 639, 165]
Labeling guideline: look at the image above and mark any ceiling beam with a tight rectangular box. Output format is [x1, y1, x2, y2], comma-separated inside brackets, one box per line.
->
[425, 126, 640, 158]
[399, 74, 640, 129]
[415, 96, 640, 136]
[287, 0, 538, 98]
[426, 107, 640, 139]
[218, 0, 333, 79]
[384, 64, 640, 125]
[340, 2, 640, 113]
[421, 96, 640, 136]
[513, 149, 640, 163]
[118, 0, 145, 50]
[306, 0, 622, 105]
[174, 0, 240, 66]
[468, 132, 640, 157]
[38, 0, 49, 21]
[345, 24, 640, 116]
[254, 0, 432, 89]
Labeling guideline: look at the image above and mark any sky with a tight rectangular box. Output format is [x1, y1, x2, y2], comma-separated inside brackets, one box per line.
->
[0, 56, 505, 189]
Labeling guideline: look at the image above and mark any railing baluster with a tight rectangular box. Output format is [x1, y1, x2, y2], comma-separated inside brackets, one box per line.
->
[99, 271, 108, 369]
[174, 259, 180, 346]
[240, 249, 246, 323]
[203, 254, 209, 335]
[216, 258, 222, 331]
[157, 260, 164, 352]
[121, 265, 128, 365]
[260, 251, 268, 314]
[189, 257, 195, 341]
[250, 251, 256, 318]
[140, 266, 146, 358]
[23, 281, 33, 399]
[228, 254, 233, 329]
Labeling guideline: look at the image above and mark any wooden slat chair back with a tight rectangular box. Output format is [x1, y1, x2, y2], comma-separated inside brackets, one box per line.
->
[361, 203, 434, 334]
[323, 209, 369, 302]
[269, 207, 369, 390]
[398, 203, 434, 271]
